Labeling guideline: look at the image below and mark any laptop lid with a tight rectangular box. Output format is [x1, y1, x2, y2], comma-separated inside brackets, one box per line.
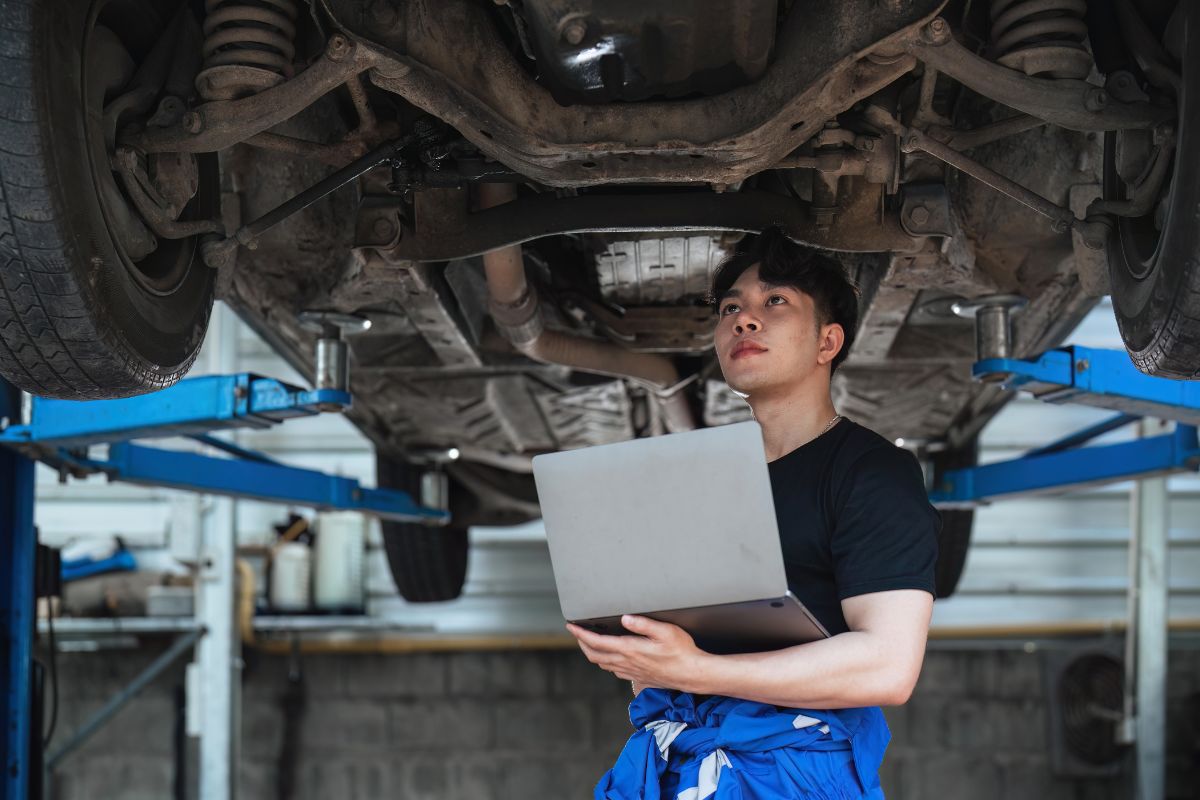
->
[532, 420, 789, 621]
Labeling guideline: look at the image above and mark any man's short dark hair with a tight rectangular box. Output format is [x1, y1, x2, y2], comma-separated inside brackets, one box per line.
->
[707, 227, 859, 374]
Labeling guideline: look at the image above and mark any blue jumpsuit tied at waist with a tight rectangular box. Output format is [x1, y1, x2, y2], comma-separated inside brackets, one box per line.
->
[595, 689, 890, 800]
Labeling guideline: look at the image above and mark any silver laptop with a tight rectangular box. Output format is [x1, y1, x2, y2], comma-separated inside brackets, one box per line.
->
[532, 420, 829, 654]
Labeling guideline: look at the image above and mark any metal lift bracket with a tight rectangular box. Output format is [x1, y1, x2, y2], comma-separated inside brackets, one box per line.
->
[95, 442, 446, 523]
[975, 346, 1200, 425]
[0, 373, 448, 525]
[0, 374, 351, 447]
[932, 346, 1200, 507]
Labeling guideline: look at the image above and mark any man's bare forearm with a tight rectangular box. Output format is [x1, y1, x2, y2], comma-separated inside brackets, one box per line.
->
[684, 631, 921, 709]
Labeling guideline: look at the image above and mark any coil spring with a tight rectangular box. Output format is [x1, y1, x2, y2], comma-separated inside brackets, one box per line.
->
[990, 0, 1094, 79]
[196, 0, 298, 101]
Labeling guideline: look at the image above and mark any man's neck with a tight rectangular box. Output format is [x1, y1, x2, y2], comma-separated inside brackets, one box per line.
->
[746, 378, 838, 462]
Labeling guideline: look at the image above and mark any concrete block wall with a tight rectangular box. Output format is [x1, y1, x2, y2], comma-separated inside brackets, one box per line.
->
[882, 648, 1199, 799]
[39, 645, 1200, 799]
[236, 649, 633, 799]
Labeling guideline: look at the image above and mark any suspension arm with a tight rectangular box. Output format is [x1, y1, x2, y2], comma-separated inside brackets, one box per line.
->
[865, 106, 1111, 247]
[201, 134, 416, 267]
[907, 18, 1172, 132]
[123, 34, 381, 154]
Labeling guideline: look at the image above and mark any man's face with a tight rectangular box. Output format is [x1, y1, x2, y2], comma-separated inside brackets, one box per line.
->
[713, 264, 839, 396]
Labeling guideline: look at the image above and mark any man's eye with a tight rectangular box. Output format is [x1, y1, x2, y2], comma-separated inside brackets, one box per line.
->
[767, 295, 785, 305]
[721, 304, 738, 315]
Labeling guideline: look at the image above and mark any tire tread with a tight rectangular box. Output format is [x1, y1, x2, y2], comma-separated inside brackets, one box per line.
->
[0, 0, 204, 399]
[1129, 253, 1200, 380]
[376, 454, 470, 603]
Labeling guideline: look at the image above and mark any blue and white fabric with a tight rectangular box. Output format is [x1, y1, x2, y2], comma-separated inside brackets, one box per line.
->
[595, 689, 890, 800]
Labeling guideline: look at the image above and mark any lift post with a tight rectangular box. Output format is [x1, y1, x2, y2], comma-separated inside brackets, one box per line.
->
[1, 381, 36, 800]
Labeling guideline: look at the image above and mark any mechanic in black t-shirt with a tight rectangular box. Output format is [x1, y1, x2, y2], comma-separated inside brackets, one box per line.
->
[567, 225, 939, 714]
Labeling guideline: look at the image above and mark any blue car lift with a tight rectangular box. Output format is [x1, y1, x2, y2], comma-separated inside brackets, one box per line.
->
[928, 345, 1200, 506]
[923, 340, 1198, 800]
[0, 374, 449, 522]
[0, 372, 447, 799]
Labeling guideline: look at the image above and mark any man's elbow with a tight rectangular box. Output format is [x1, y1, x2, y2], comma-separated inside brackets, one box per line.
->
[882, 682, 915, 706]
[878, 669, 921, 706]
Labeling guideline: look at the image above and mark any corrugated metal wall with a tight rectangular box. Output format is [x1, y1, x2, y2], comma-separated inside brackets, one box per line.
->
[35, 301, 1200, 637]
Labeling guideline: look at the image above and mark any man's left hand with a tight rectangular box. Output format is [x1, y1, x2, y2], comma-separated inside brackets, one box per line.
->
[566, 615, 708, 692]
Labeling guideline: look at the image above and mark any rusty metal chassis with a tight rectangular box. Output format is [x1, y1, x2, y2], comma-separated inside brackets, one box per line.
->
[125, 0, 1174, 262]
[357, 183, 922, 263]
[129, 0, 1166, 175]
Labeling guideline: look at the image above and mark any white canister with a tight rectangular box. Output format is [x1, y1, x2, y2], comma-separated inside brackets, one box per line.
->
[313, 511, 366, 611]
[270, 542, 312, 612]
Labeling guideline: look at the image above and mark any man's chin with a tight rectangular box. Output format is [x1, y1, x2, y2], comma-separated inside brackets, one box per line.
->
[724, 375, 775, 397]
[725, 366, 814, 398]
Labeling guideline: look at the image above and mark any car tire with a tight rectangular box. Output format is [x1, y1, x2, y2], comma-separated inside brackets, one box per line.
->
[376, 453, 470, 602]
[930, 438, 977, 598]
[1104, 2, 1200, 379]
[934, 509, 973, 599]
[0, 0, 216, 400]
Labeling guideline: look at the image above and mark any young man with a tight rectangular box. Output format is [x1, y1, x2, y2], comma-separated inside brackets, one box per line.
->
[567, 228, 940, 799]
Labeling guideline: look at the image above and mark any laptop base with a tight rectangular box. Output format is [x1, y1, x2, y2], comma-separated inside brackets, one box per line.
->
[572, 592, 829, 655]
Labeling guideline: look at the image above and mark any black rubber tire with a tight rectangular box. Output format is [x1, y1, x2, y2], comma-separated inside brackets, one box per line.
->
[934, 509, 973, 599]
[1104, 2, 1200, 379]
[930, 438, 978, 599]
[0, 0, 215, 400]
[376, 453, 470, 603]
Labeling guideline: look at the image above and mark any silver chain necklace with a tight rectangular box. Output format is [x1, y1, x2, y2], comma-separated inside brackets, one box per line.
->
[817, 413, 842, 438]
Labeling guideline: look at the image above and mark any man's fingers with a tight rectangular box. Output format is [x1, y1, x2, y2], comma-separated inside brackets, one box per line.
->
[622, 614, 678, 640]
[574, 636, 628, 672]
[570, 619, 673, 651]
[582, 646, 612, 668]
[574, 638, 629, 672]
[566, 623, 610, 652]
[574, 636, 604, 661]
[568, 624, 634, 655]
[586, 650, 622, 673]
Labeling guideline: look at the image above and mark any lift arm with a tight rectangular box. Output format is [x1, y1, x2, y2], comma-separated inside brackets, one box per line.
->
[0, 372, 448, 525]
[90, 442, 447, 524]
[931, 346, 1200, 506]
[0, 374, 351, 447]
[974, 345, 1200, 424]
[931, 423, 1199, 506]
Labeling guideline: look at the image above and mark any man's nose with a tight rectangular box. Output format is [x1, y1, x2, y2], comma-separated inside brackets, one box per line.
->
[734, 314, 760, 334]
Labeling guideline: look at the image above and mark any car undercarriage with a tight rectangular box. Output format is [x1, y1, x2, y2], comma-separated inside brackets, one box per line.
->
[0, 0, 1193, 598]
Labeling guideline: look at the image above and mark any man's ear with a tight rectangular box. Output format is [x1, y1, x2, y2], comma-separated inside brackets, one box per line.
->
[817, 323, 845, 367]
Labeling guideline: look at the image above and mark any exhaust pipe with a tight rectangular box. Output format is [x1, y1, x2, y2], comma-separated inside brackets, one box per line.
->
[480, 190, 695, 433]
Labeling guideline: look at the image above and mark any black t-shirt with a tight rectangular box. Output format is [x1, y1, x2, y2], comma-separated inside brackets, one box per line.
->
[768, 418, 940, 636]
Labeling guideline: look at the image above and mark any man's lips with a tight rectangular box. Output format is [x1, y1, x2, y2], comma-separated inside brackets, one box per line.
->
[730, 342, 768, 359]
